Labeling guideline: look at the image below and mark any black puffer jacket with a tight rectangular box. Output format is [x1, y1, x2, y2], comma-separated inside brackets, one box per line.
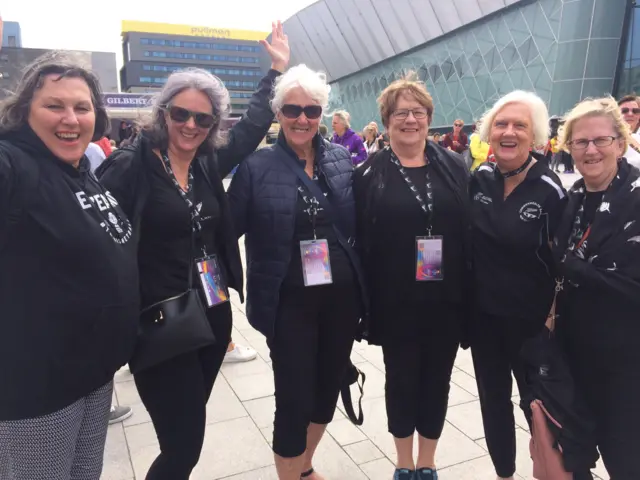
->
[227, 133, 364, 339]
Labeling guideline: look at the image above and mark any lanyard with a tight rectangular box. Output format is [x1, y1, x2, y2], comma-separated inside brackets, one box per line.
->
[389, 151, 434, 235]
[499, 155, 533, 178]
[161, 152, 202, 234]
[297, 163, 324, 240]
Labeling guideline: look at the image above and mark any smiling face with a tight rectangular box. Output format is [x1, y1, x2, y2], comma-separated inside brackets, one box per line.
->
[27, 75, 96, 166]
[569, 114, 623, 190]
[164, 88, 214, 155]
[489, 102, 534, 170]
[387, 93, 430, 150]
[277, 87, 321, 151]
[620, 99, 640, 133]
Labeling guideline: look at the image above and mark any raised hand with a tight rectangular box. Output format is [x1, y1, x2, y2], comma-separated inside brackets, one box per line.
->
[259, 20, 290, 73]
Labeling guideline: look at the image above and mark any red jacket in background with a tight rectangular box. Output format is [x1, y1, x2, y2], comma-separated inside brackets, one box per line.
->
[442, 131, 468, 154]
[95, 137, 113, 157]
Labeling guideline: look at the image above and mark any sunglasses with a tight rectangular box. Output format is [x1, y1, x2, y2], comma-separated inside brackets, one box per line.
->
[280, 104, 323, 119]
[621, 107, 640, 115]
[454, 123, 463, 127]
[163, 105, 217, 129]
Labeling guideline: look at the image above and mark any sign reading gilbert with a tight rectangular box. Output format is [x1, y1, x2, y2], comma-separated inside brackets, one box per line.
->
[102, 93, 153, 109]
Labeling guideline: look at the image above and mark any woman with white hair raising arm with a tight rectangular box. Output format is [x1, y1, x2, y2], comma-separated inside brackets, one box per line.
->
[228, 65, 366, 480]
[469, 91, 567, 480]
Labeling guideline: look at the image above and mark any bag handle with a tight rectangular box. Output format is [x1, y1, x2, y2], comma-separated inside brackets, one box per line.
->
[340, 364, 366, 426]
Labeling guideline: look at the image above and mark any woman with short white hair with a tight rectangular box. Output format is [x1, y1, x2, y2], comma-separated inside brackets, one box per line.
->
[469, 90, 568, 480]
[331, 109, 367, 165]
[228, 64, 365, 480]
[553, 97, 640, 479]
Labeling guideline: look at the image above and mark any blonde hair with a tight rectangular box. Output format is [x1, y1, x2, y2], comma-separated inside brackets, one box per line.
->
[477, 90, 549, 146]
[558, 96, 630, 153]
[363, 124, 377, 137]
[377, 72, 434, 128]
[332, 110, 351, 128]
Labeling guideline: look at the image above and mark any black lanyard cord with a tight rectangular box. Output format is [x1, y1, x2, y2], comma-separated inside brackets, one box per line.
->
[161, 151, 202, 234]
[389, 151, 434, 234]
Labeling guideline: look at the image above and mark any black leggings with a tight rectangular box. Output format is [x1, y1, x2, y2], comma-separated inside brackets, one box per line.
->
[268, 284, 360, 458]
[471, 312, 534, 479]
[382, 304, 460, 439]
[134, 301, 232, 480]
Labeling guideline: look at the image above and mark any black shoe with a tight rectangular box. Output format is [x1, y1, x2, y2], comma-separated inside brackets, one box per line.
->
[416, 468, 438, 480]
[393, 468, 415, 480]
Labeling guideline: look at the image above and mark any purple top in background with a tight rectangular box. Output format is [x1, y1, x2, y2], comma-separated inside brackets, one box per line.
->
[331, 128, 367, 165]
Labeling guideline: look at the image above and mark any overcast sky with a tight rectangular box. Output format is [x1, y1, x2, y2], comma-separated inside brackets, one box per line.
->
[2, 0, 316, 66]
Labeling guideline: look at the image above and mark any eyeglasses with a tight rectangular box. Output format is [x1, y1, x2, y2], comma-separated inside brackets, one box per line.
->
[567, 136, 618, 149]
[391, 108, 429, 120]
[454, 123, 463, 127]
[163, 105, 217, 129]
[280, 104, 323, 119]
[621, 107, 640, 115]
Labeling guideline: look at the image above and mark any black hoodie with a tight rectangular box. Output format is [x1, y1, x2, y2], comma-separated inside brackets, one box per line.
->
[0, 126, 139, 421]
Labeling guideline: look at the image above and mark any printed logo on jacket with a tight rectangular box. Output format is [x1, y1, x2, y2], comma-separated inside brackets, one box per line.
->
[75, 190, 133, 244]
[519, 202, 542, 222]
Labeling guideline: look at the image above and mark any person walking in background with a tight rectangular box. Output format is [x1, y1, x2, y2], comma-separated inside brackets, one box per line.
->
[354, 74, 471, 480]
[0, 53, 138, 480]
[618, 94, 640, 169]
[554, 97, 640, 479]
[98, 21, 289, 480]
[442, 119, 468, 154]
[228, 64, 365, 480]
[469, 91, 567, 480]
[331, 110, 367, 165]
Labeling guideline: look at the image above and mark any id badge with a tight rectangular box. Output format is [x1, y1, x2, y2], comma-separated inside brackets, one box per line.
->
[195, 255, 230, 307]
[416, 236, 444, 281]
[300, 239, 333, 287]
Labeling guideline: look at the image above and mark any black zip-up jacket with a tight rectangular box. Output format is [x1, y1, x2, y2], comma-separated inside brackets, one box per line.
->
[354, 142, 472, 345]
[554, 159, 640, 363]
[0, 126, 139, 421]
[98, 69, 281, 302]
[470, 157, 567, 333]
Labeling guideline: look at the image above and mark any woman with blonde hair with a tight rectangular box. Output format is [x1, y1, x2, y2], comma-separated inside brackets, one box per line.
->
[354, 74, 470, 480]
[469, 90, 567, 480]
[552, 97, 640, 479]
[363, 124, 379, 156]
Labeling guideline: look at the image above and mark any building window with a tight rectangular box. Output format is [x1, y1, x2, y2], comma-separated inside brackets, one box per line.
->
[145, 51, 259, 63]
[230, 92, 253, 98]
[140, 38, 260, 53]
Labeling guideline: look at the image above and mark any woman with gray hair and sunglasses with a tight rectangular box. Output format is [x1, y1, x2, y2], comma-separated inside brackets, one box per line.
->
[98, 21, 289, 479]
[0, 53, 137, 479]
[228, 64, 366, 480]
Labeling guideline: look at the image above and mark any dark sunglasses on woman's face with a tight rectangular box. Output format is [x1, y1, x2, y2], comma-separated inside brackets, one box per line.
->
[163, 105, 217, 129]
[280, 104, 323, 120]
[621, 107, 640, 115]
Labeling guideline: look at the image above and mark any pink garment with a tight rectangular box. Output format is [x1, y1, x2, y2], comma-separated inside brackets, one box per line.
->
[529, 400, 573, 479]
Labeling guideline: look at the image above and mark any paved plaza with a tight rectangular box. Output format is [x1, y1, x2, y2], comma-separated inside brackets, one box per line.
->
[102, 171, 607, 480]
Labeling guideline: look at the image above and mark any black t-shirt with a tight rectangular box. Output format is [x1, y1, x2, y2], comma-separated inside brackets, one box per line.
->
[282, 168, 355, 288]
[583, 191, 604, 227]
[138, 156, 222, 308]
[369, 163, 467, 316]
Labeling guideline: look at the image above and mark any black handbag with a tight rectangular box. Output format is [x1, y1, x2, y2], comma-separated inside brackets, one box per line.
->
[129, 229, 216, 375]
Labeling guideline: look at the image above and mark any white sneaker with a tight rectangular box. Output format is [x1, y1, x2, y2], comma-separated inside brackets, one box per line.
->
[223, 343, 258, 363]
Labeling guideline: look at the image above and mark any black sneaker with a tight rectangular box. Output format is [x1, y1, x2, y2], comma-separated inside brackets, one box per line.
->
[416, 468, 438, 480]
[393, 468, 415, 480]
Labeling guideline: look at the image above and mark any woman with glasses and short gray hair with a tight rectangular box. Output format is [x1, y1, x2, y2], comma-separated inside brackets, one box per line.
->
[228, 64, 365, 480]
[98, 21, 289, 479]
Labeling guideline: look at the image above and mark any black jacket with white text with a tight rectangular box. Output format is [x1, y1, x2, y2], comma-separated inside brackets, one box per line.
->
[0, 126, 139, 420]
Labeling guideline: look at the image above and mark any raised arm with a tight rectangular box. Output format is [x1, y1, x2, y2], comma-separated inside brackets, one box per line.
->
[216, 21, 290, 178]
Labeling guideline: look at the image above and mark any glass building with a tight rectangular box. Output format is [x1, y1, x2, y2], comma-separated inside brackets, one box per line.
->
[280, 0, 632, 130]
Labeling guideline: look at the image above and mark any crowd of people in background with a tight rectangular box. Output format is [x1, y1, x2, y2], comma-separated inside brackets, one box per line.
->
[2, 15, 640, 480]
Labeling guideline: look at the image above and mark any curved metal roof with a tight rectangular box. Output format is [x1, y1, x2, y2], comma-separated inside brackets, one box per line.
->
[280, 0, 525, 82]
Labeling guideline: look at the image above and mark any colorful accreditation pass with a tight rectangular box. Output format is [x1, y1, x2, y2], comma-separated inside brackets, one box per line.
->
[300, 239, 333, 286]
[415, 236, 444, 281]
[195, 255, 230, 307]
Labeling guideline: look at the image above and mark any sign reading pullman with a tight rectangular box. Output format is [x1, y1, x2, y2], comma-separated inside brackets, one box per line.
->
[102, 93, 153, 109]
[190, 27, 232, 38]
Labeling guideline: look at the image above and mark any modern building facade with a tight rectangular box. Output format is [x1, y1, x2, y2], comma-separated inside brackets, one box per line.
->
[0, 47, 117, 99]
[2, 21, 22, 48]
[119, 21, 269, 117]
[281, 0, 633, 131]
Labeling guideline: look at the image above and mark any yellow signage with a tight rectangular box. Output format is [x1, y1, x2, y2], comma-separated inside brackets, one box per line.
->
[121, 20, 269, 42]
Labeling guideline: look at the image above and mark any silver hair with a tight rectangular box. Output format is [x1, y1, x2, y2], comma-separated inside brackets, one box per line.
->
[477, 90, 550, 146]
[271, 64, 330, 113]
[332, 109, 351, 129]
[142, 68, 230, 152]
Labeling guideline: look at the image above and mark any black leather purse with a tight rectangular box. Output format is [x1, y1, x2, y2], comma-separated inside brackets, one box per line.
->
[129, 229, 216, 374]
